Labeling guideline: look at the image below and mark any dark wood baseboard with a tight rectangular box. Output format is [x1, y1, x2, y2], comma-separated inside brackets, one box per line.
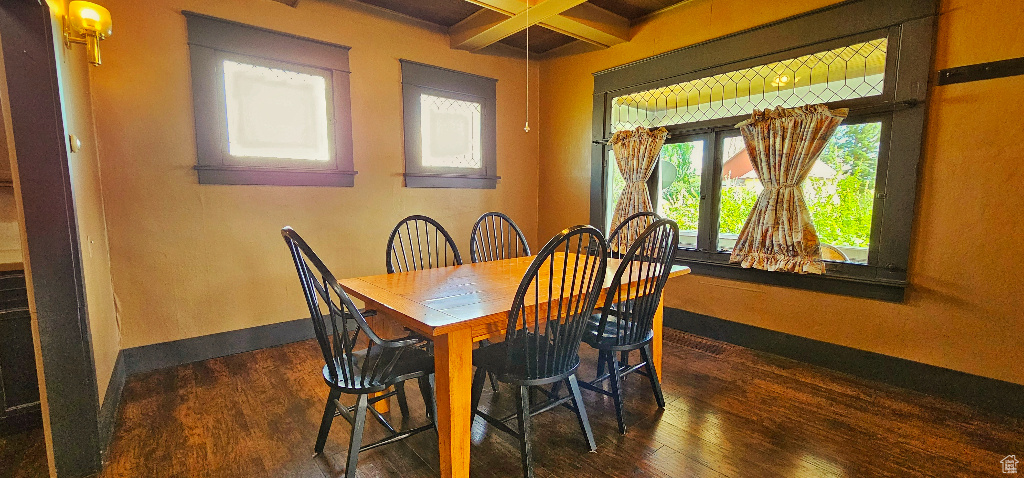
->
[663, 307, 1024, 419]
[122, 318, 315, 376]
[97, 351, 126, 462]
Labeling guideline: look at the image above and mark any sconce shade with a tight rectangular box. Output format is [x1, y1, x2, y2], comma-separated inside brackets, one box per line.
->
[69, 1, 112, 38]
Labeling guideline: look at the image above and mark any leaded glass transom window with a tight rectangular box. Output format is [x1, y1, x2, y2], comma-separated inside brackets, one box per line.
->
[420, 94, 482, 168]
[610, 38, 888, 131]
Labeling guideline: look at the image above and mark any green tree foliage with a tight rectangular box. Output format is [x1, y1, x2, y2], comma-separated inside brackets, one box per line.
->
[804, 122, 880, 247]
[658, 142, 699, 231]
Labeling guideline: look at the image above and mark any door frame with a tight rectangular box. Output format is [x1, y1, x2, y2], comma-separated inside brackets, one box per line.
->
[0, 1, 102, 476]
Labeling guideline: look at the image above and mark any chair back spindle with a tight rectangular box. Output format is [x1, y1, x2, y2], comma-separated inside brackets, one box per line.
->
[607, 211, 660, 258]
[595, 219, 679, 347]
[386, 215, 463, 273]
[504, 226, 607, 382]
[470, 212, 531, 263]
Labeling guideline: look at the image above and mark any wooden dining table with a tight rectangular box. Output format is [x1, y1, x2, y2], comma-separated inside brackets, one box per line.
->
[339, 254, 690, 478]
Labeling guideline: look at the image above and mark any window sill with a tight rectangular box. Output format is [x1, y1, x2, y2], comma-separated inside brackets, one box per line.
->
[195, 165, 356, 187]
[404, 173, 498, 189]
[674, 250, 907, 302]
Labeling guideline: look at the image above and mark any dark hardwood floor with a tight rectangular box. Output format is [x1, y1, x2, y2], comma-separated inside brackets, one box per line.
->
[0, 427, 47, 478]
[88, 329, 1022, 477]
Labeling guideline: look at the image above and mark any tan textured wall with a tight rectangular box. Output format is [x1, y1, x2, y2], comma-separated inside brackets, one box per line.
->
[46, 1, 122, 403]
[89, 0, 540, 348]
[538, 0, 1024, 385]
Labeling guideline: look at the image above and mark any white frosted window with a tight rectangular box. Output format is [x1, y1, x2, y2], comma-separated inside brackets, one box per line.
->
[420, 94, 482, 168]
[223, 60, 330, 161]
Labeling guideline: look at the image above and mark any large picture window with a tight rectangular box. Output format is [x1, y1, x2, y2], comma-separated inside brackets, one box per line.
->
[592, 0, 937, 301]
[185, 13, 355, 187]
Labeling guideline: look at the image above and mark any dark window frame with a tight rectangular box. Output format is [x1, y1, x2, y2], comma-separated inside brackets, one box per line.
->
[401, 60, 498, 189]
[591, 0, 938, 302]
[184, 12, 356, 187]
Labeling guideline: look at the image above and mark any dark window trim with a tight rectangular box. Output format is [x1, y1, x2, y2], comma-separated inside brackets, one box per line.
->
[400, 60, 498, 189]
[591, 0, 937, 302]
[184, 12, 356, 187]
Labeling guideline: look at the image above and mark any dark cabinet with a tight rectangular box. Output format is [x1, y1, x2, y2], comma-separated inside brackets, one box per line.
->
[0, 270, 40, 433]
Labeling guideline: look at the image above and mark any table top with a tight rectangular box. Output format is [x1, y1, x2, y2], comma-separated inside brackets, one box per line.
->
[339, 254, 689, 338]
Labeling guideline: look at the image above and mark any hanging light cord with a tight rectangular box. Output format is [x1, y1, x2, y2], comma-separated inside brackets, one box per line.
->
[524, 2, 530, 133]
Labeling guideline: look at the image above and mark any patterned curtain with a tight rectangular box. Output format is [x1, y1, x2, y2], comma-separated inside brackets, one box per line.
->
[609, 126, 668, 241]
[729, 104, 848, 274]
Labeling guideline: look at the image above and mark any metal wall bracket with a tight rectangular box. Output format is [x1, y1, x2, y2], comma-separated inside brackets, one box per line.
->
[938, 57, 1024, 85]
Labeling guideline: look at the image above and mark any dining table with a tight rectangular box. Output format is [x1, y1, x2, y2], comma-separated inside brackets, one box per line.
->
[339, 253, 690, 478]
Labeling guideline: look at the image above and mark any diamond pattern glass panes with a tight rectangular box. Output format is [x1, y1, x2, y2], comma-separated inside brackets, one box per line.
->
[420, 94, 482, 168]
[610, 38, 888, 131]
[223, 60, 330, 161]
[716, 122, 882, 264]
[658, 140, 704, 248]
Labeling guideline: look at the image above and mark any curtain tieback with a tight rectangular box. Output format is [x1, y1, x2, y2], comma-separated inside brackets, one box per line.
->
[764, 183, 801, 190]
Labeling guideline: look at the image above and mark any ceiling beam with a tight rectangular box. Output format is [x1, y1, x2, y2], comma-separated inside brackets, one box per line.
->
[545, 3, 630, 47]
[451, 0, 629, 51]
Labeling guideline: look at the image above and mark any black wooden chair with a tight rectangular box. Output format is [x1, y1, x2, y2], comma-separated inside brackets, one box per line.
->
[470, 211, 531, 263]
[607, 211, 660, 258]
[386, 215, 462, 273]
[282, 227, 436, 478]
[470, 225, 607, 478]
[580, 219, 679, 434]
[603, 211, 661, 369]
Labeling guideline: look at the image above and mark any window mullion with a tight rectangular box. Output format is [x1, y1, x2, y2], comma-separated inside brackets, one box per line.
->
[696, 132, 718, 253]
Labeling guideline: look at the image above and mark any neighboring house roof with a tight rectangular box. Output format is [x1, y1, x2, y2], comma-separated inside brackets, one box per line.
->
[722, 148, 836, 180]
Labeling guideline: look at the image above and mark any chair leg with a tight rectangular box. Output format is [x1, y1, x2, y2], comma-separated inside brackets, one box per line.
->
[417, 375, 436, 423]
[609, 356, 627, 434]
[566, 374, 597, 452]
[478, 340, 499, 393]
[470, 368, 487, 424]
[639, 345, 666, 408]
[514, 385, 535, 478]
[315, 388, 343, 455]
[488, 372, 500, 393]
[345, 394, 369, 478]
[596, 350, 607, 380]
[549, 381, 562, 399]
[395, 382, 410, 418]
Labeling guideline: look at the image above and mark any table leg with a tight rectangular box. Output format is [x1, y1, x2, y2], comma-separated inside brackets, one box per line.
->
[651, 295, 664, 381]
[433, 328, 473, 478]
[369, 390, 390, 413]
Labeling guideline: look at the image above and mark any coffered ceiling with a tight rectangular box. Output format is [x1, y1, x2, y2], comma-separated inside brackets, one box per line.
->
[274, 0, 690, 53]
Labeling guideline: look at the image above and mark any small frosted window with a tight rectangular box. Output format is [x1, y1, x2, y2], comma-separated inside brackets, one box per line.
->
[223, 60, 330, 161]
[420, 94, 482, 168]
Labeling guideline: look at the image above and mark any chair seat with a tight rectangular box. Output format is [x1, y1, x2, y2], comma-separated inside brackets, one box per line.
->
[323, 342, 434, 392]
[582, 315, 653, 349]
[473, 336, 580, 385]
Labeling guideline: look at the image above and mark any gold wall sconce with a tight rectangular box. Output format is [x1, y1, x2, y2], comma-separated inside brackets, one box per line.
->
[63, 1, 112, 66]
